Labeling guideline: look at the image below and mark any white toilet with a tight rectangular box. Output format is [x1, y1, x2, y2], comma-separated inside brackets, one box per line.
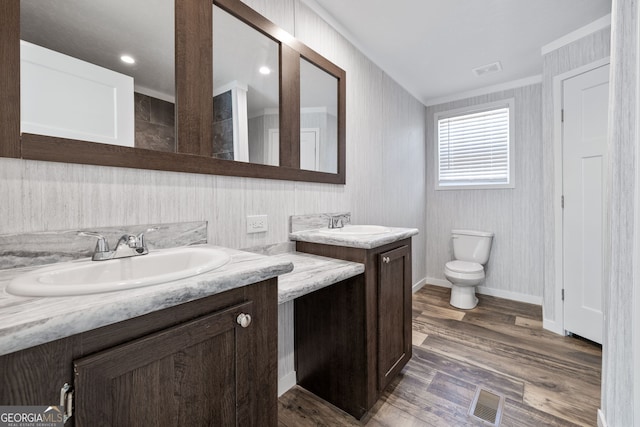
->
[444, 229, 494, 309]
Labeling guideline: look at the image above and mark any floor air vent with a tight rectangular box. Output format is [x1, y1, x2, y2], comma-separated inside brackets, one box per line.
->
[469, 387, 504, 425]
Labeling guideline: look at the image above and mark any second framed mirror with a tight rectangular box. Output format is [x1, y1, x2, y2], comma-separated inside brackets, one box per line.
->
[212, 0, 346, 182]
[213, 5, 280, 166]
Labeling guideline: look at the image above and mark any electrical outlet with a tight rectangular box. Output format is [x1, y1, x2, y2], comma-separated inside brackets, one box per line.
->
[247, 215, 268, 233]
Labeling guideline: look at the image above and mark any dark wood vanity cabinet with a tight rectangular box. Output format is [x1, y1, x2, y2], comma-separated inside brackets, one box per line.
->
[294, 239, 412, 419]
[376, 244, 412, 392]
[0, 279, 278, 426]
[74, 301, 256, 426]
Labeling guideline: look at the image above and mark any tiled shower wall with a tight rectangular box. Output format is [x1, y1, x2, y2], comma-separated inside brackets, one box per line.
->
[213, 90, 234, 160]
[0, 0, 426, 283]
[134, 93, 176, 152]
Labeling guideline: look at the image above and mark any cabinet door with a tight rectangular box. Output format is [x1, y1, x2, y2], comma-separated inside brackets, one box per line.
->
[74, 301, 254, 426]
[377, 245, 411, 391]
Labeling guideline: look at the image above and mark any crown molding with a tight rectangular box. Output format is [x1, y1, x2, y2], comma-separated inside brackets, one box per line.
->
[423, 75, 542, 107]
[541, 14, 611, 56]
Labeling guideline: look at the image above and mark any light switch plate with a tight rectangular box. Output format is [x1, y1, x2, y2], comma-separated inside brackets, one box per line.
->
[247, 215, 268, 233]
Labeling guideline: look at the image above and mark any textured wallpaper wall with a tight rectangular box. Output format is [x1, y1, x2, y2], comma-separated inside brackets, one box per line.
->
[425, 84, 544, 302]
[601, 0, 639, 424]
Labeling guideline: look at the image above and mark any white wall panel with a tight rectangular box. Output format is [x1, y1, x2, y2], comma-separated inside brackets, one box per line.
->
[239, 0, 295, 35]
[381, 74, 427, 283]
[21, 41, 135, 147]
[293, 1, 346, 68]
[0, 159, 23, 231]
[338, 51, 385, 226]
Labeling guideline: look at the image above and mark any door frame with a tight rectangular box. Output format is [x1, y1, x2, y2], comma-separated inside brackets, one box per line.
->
[634, 13, 640, 419]
[267, 128, 279, 166]
[551, 57, 610, 336]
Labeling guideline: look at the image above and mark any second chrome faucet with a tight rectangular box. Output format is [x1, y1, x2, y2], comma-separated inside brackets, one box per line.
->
[78, 231, 151, 261]
[328, 213, 350, 229]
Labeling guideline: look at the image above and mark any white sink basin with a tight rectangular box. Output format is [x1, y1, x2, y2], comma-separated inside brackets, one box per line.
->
[318, 225, 391, 236]
[7, 246, 230, 297]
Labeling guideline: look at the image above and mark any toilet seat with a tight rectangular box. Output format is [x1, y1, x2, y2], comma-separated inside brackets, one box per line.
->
[444, 260, 485, 286]
[445, 260, 483, 274]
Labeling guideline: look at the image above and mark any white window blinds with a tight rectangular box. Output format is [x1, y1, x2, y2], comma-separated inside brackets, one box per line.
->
[437, 105, 511, 188]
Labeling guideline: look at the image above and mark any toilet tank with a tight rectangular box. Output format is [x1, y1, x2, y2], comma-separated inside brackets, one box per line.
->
[452, 229, 494, 264]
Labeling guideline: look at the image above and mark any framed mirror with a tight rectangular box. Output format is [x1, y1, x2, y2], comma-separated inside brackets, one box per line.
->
[0, 0, 346, 184]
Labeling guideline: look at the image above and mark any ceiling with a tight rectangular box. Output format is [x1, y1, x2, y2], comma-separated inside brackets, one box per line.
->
[308, 0, 612, 105]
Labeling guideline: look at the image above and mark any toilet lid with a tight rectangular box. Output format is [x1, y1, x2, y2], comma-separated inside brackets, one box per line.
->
[445, 260, 483, 274]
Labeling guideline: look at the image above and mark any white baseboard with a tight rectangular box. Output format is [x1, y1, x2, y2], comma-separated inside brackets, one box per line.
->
[542, 317, 564, 335]
[426, 277, 452, 288]
[412, 277, 427, 293]
[424, 277, 543, 305]
[597, 409, 608, 427]
[278, 371, 296, 397]
[476, 286, 543, 306]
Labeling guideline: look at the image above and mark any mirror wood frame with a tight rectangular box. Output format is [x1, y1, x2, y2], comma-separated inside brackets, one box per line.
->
[0, 0, 346, 184]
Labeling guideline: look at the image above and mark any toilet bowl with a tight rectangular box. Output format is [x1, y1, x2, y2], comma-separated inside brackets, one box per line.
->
[444, 230, 493, 309]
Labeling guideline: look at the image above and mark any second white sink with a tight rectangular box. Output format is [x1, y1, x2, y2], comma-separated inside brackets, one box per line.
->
[7, 246, 230, 297]
[319, 225, 391, 236]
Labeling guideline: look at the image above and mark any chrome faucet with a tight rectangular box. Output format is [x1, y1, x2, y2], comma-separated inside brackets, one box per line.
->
[328, 213, 350, 229]
[78, 231, 149, 261]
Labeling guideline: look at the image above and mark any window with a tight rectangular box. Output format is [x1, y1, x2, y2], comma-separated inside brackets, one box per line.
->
[436, 99, 514, 189]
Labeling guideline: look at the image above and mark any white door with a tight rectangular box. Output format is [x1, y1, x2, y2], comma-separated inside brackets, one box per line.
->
[562, 64, 609, 344]
[267, 128, 319, 169]
[300, 128, 320, 171]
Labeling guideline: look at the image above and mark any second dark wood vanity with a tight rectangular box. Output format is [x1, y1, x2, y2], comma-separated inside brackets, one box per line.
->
[294, 238, 412, 419]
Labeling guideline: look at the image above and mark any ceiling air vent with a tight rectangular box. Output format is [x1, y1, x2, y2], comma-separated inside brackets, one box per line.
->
[472, 61, 503, 77]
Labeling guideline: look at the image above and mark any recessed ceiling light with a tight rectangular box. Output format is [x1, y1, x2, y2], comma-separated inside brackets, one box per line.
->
[120, 55, 136, 65]
[259, 66, 271, 75]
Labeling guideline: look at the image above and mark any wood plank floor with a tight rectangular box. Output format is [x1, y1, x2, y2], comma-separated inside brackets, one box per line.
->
[278, 285, 602, 426]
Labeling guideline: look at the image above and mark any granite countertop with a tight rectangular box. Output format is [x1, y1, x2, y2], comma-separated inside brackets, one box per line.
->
[0, 245, 293, 356]
[289, 226, 419, 249]
[272, 252, 364, 304]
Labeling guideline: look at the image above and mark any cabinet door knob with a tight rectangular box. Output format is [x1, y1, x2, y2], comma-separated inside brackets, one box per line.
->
[383, 256, 390, 263]
[237, 313, 252, 328]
